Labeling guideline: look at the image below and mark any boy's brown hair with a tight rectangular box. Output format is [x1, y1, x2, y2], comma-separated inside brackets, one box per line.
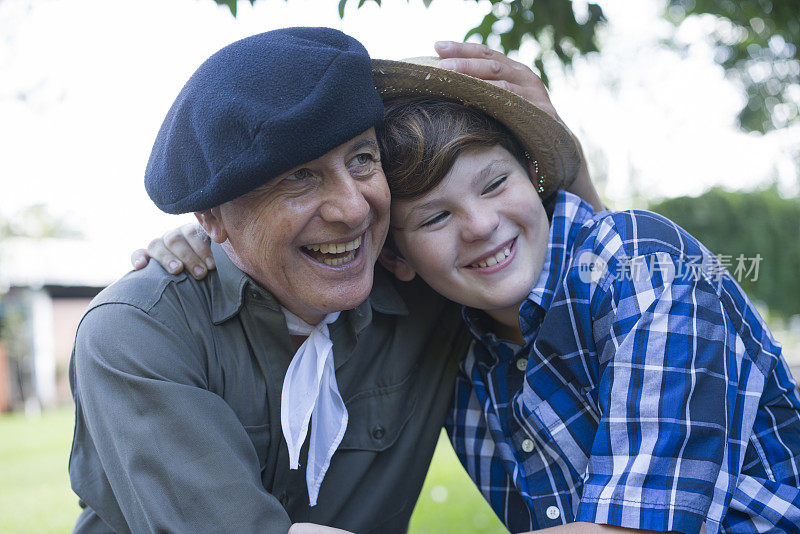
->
[375, 97, 533, 201]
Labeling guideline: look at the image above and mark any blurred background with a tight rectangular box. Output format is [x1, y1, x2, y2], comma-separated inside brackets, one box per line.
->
[1, 0, 798, 532]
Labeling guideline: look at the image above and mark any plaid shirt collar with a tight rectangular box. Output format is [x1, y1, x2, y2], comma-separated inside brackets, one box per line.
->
[462, 191, 597, 354]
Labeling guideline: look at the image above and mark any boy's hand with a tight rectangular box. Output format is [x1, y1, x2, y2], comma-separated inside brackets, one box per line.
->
[130, 223, 215, 280]
[435, 41, 605, 211]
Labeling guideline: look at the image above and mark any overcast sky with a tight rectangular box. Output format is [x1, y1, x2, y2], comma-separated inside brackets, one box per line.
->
[1, 0, 797, 276]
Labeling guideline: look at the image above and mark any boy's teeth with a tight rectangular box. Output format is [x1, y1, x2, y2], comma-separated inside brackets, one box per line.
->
[470, 245, 512, 269]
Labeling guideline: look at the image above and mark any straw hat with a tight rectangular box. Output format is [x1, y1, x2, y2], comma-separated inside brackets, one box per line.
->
[372, 57, 581, 198]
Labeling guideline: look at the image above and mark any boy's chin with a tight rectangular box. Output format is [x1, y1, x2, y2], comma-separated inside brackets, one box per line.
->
[473, 290, 531, 315]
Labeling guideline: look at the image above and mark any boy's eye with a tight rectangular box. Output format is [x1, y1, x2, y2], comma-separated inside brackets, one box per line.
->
[482, 175, 507, 194]
[421, 211, 449, 228]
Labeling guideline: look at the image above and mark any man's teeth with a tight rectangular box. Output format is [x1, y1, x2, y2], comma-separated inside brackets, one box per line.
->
[303, 236, 362, 265]
[471, 247, 511, 269]
[321, 250, 357, 266]
[304, 236, 362, 254]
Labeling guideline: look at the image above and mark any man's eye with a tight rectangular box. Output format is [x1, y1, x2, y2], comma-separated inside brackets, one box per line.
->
[421, 212, 449, 228]
[286, 168, 311, 181]
[482, 175, 507, 194]
[351, 153, 375, 167]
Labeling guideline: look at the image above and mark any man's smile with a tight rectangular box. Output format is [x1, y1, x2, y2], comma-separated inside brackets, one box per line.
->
[302, 234, 364, 266]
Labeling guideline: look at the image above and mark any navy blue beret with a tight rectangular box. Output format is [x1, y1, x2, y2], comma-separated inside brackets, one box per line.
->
[145, 27, 385, 214]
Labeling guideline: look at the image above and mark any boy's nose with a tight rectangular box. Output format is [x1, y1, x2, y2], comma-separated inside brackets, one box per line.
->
[460, 207, 500, 243]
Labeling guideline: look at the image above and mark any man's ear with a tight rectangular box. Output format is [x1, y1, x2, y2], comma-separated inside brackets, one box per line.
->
[378, 246, 417, 282]
[194, 208, 228, 244]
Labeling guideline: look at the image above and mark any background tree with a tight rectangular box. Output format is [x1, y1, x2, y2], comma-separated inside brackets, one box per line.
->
[0, 204, 80, 240]
[212, 0, 800, 134]
[650, 186, 800, 317]
[0, 205, 81, 409]
[667, 0, 800, 133]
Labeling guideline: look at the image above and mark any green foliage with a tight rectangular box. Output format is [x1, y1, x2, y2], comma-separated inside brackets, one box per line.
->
[0, 204, 80, 240]
[667, 0, 800, 132]
[0, 307, 29, 366]
[210, 0, 799, 131]
[650, 186, 800, 317]
[464, 0, 605, 87]
[212, 0, 606, 88]
[213, 0, 256, 16]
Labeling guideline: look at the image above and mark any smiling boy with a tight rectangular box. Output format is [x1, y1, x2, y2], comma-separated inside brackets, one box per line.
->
[373, 80, 800, 533]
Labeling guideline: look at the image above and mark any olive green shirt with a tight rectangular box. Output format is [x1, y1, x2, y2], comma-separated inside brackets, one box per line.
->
[69, 242, 467, 534]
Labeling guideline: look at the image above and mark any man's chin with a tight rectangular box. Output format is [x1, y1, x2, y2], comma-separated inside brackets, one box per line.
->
[322, 278, 374, 313]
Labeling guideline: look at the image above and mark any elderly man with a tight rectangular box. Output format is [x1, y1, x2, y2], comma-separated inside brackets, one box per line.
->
[70, 28, 599, 534]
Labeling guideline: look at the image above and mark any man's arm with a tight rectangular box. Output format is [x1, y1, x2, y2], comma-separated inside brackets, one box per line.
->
[70, 301, 292, 533]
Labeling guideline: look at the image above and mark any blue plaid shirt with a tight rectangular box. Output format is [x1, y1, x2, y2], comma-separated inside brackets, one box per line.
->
[446, 191, 800, 533]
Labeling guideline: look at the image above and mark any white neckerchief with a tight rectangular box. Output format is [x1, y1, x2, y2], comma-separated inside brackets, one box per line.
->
[280, 308, 347, 507]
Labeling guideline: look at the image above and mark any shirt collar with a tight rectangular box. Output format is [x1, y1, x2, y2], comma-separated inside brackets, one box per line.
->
[462, 190, 596, 343]
[525, 190, 596, 313]
[209, 241, 408, 326]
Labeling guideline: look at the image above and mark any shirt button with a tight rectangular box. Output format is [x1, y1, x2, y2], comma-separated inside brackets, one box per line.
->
[372, 425, 385, 440]
[546, 506, 560, 520]
[516, 358, 527, 371]
[521, 439, 534, 453]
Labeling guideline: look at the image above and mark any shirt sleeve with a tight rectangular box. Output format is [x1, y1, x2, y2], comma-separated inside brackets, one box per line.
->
[69, 302, 292, 534]
[574, 252, 731, 534]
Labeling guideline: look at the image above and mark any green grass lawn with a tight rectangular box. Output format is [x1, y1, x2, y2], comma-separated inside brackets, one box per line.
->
[0, 405, 506, 533]
[0, 405, 81, 533]
[409, 434, 508, 534]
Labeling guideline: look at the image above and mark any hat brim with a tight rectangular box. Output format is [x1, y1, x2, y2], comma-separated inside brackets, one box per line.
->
[372, 57, 580, 199]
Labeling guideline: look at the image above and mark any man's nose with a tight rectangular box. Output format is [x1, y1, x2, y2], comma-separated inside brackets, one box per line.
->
[459, 205, 500, 243]
[318, 169, 371, 228]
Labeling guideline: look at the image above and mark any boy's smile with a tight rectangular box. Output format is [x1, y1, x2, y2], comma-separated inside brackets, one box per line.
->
[385, 145, 550, 328]
[465, 237, 516, 272]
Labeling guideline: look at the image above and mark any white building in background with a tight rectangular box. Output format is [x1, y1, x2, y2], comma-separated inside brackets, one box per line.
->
[0, 238, 126, 411]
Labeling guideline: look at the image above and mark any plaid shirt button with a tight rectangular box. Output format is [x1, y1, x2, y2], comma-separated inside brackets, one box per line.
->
[516, 358, 527, 371]
[546, 506, 560, 520]
[521, 439, 534, 453]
